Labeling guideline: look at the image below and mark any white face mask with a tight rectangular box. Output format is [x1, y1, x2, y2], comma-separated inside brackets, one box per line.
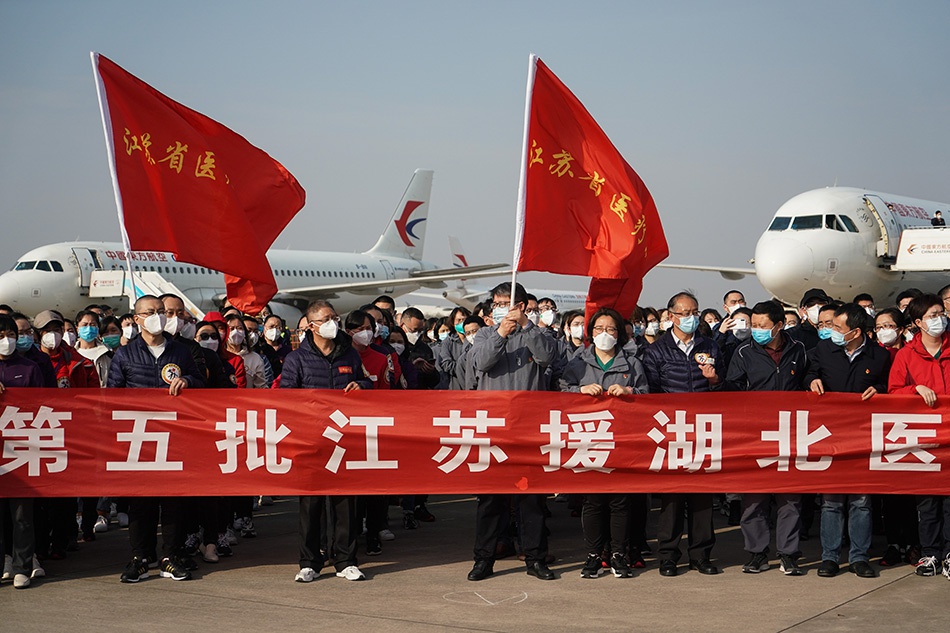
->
[264, 327, 281, 342]
[198, 338, 219, 352]
[526, 312, 540, 325]
[904, 330, 916, 343]
[864, 306, 876, 318]
[63, 331, 77, 347]
[645, 322, 660, 336]
[390, 342, 405, 356]
[0, 336, 16, 356]
[593, 331, 618, 351]
[179, 320, 196, 341]
[317, 319, 338, 340]
[569, 324, 584, 340]
[142, 312, 167, 336]
[405, 331, 421, 345]
[42, 331, 62, 350]
[228, 329, 246, 346]
[352, 329, 374, 347]
[805, 305, 821, 325]
[660, 320, 673, 332]
[122, 325, 138, 340]
[540, 310, 556, 326]
[876, 328, 898, 346]
[726, 303, 746, 315]
[465, 334, 476, 345]
[163, 315, 181, 336]
[924, 315, 948, 338]
[247, 330, 259, 347]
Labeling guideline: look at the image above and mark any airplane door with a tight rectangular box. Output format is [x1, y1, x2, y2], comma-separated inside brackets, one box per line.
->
[71, 247, 101, 289]
[864, 195, 901, 259]
[379, 259, 396, 293]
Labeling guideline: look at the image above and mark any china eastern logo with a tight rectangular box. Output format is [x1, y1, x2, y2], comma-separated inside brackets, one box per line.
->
[395, 201, 426, 247]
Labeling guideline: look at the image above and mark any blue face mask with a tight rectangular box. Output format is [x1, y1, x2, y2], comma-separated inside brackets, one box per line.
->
[16, 335, 34, 353]
[78, 325, 99, 343]
[818, 327, 833, 340]
[377, 324, 390, 341]
[102, 334, 122, 350]
[751, 327, 775, 345]
[439, 331, 449, 341]
[454, 323, 465, 335]
[633, 323, 645, 337]
[830, 329, 847, 346]
[492, 307, 508, 324]
[677, 315, 699, 334]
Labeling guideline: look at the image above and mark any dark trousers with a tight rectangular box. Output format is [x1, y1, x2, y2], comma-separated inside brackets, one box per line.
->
[881, 494, 918, 546]
[582, 493, 631, 555]
[627, 493, 650, 553]
[298, 495, 358, 572]
[128, 497, 185, 560]
[359, 496, 388, 544]
[34, 497, 74, 556]
[473, 494, 548, 565]
[917, 495, 950, 558]
[0, 499, 34, 575]
[657, 493, 715, 562]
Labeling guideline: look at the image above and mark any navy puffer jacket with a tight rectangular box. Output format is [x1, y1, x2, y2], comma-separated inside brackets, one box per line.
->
[280, 332, 373, 390]
[107, 334, 204, 389]
[642, 332, 724, 394]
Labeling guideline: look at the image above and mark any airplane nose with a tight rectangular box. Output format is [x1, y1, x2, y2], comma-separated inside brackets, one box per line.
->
[0, 273, 20, 308]
[754, 235, 814, 303]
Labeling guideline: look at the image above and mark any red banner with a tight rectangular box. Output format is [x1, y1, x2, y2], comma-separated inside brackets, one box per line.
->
[0, 389, 947, 497]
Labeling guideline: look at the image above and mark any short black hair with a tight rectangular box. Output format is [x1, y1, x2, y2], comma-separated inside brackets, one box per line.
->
[833, 303, 871, 333]
[463, 315, 486, 328]
[723, 290, 744, 304]
[906, 293, 944, 325]
[525, 293, 538, 304]
[875, 307, 905, 329]
[402, 307, 425, 322]
[852, 293, 874, 304]
[751, 300, 784, 326]
[344, 309, 372, 331]
[74, 310, 101, 326]
[489, 282, 528, 306]
[0, 314, 17, 335]
[896, 288, 923, 304]
[586, 307, 628, 348]
[667, 292, 699, 311]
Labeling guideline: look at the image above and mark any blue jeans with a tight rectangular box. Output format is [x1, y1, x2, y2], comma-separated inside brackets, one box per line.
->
[820, 494, 871, 563]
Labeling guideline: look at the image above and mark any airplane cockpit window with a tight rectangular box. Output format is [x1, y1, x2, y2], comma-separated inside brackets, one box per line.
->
[36, 261, 51, 271]
[14, 261, 36, 271]
[768, 217, 791, 231]
[824, 215, 845, 232]
[840, 216, 859, 233]
[791, 215, 823, 230]
[51, 261, 64, 272]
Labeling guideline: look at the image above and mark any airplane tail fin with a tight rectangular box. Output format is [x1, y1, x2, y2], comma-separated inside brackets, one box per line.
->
[366, 169, 433, 261]
[448, 235, 470, 289]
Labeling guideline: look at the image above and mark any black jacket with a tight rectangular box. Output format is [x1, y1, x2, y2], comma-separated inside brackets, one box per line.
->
[803, 338, 891, 394]
[108, 334, 204, 389]
[642, 332, 724, 394]
[724, 332, 808, 392]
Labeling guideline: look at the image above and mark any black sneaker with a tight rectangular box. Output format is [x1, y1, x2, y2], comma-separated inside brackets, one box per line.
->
[178, 553, 199, 571]
[581, 553, 604, 578]
[414, 504, 436, 522]
[240, 518, 257, 538]
[610, 552, 634, 578]
[403, 511, 419, 530]
[159, 557, 192, 581]
[366, 538, 382, 557]
[779, 553, 804, 576]
[119, 557, 150, 583]
[879, 545, 902, 567]
[743, 550, 770, 574]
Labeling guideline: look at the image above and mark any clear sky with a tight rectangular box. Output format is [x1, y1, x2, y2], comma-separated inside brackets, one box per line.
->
[2, 1, 949, 311]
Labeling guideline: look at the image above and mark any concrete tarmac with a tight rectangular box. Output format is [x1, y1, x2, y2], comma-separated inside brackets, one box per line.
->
[1, 495, 945, 632]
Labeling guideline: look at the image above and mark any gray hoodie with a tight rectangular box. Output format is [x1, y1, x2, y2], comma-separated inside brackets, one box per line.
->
[471, 321, 557, 391]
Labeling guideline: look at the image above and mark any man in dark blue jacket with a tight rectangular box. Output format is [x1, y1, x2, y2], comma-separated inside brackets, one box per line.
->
[281, 300, 372, 584]
[108, 295, 203, 584]
[805, 303, 890, 579]
[642, 292, 724, 577]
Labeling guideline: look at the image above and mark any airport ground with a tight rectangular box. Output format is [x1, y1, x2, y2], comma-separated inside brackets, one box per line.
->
[0, 494, 945, 633]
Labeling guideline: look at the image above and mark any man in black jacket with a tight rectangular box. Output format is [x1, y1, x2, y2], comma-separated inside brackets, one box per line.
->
[725, 300, 809, 576]
[786, 288, 832, 351]
[805, 303, 890, 579]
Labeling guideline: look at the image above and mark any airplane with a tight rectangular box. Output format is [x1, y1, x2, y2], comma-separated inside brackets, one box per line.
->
[0, 169, 509, 324]
[660, 186, 950, 306]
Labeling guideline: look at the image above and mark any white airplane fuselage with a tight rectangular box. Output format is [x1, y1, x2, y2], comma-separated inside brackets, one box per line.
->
[754, 187, 950, 305]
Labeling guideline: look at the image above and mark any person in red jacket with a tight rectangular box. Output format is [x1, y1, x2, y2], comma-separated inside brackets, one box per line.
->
[203, 311, 247, 388]
[888, 293, 950, 579]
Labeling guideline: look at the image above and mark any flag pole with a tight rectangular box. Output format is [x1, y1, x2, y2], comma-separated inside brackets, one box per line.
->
[510, 53, 538, 297]
[90, 51, 138, 310]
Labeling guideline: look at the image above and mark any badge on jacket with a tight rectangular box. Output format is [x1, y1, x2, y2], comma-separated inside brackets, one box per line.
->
[694, 352, 714, 366]
[338, 366, 353, 374]
[161, 363, 181, 384]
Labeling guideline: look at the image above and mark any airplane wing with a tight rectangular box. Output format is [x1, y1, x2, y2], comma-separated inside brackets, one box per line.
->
[277, 264, 511, 297]
[655, 263, 756, 281]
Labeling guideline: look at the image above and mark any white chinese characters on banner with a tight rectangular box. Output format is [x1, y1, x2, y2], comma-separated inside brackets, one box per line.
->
[322, 409, 398, 474]
[0, 405, 69, 476]
[540, 410, 615, 473]
[432, 410, 508, 473]
[106, 411, 182, 471]
[870, 413, 941, 472]
[216, 408, 292, 475]
[648, 410, 722, 472]
[757, 411, 832, 472]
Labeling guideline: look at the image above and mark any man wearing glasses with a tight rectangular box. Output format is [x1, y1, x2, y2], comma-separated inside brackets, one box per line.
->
[642, 291, 725, 577]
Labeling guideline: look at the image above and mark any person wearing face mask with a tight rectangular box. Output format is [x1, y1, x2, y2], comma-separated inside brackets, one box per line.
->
[802, 303, 889, 579]
[282, 300, 373, 584]
[436, 307, 472, 391]
[108, 295, 203, 584]
[887, 293, 950, 580]
[718, 306, 753, 371]
[199, 312, 246, 388]
[100, 316, 124, 352]
[259, 314, 292, 381]
[700, 308, 723, 340]
[536, 297, 559, 338]
[457, 315, 486, 391]
[62, 319, 78, 349]
[225, 315, 270, 389]
[558, 310, 586, 359]
[724, 301, 809, 577]
[159, 294, 225, 389]
[559, 307, 648, 579]
[119, 312, 138, 346]
[784, 309, 800, 329]
[468, 282, 558, 582]
[658, 308, 674, 334]
[10, 313, 55, 387]
[641, 307, 662, 345]
[853, 293, 876, 318]
[387, 326, 418, 389]
[34, 310, 72, 388]
[895, 287, 923, 314]
[399, 307, 440, 389]
[714, 290, 747, 341]
[786, 288, 833, 351]
[873, 308, 906, 362]
[70, 310, 111, 388]
[0, 314, 44, 588]
[642, 292, 724, 577]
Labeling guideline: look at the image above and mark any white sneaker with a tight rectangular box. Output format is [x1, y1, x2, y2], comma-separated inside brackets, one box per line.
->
[200, 542, 219, 563]
[943, 555, 950, 580]
[2, 554, 12, 581]
[335, 565, 365, 581]
[94, 515, 109, 533]
[117, 512, 129, 528]
[379, 529, 395, 542]
[13, 573, 30, 589]
[31, 555, 45, 579]
[232, 516, 245, 531]
[295, 567, 318, 583]
[226, 527, 238, 545]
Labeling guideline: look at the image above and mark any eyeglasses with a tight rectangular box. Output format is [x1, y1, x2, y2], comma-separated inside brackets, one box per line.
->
[525, 309, 540, 316]
[874, 324, 897, 332]
[136, 309, 160, 317]
[491, 302, 511, 310]
[197, 332, 219, 341]
[671, 310, 700, 317]
[309, 317, 340, 326]
[591, 326, 618, 335]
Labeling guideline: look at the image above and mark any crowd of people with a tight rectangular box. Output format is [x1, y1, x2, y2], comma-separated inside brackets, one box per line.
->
[0, 279, 949, 589]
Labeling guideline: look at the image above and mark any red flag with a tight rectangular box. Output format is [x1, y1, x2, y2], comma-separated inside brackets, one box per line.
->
[515, 56, 668, 318]
[91, 53, 305, 314]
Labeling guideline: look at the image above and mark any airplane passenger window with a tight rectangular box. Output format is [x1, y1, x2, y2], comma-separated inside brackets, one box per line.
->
[36, 261, 51, 271]
[15, 261, 36, 270]
[791, 215, 822, 230]
[768, 217, 791, 231]
[840, 216, 859, 233]
[824, 215, 845, 232]
[51, 261, 64, 272]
